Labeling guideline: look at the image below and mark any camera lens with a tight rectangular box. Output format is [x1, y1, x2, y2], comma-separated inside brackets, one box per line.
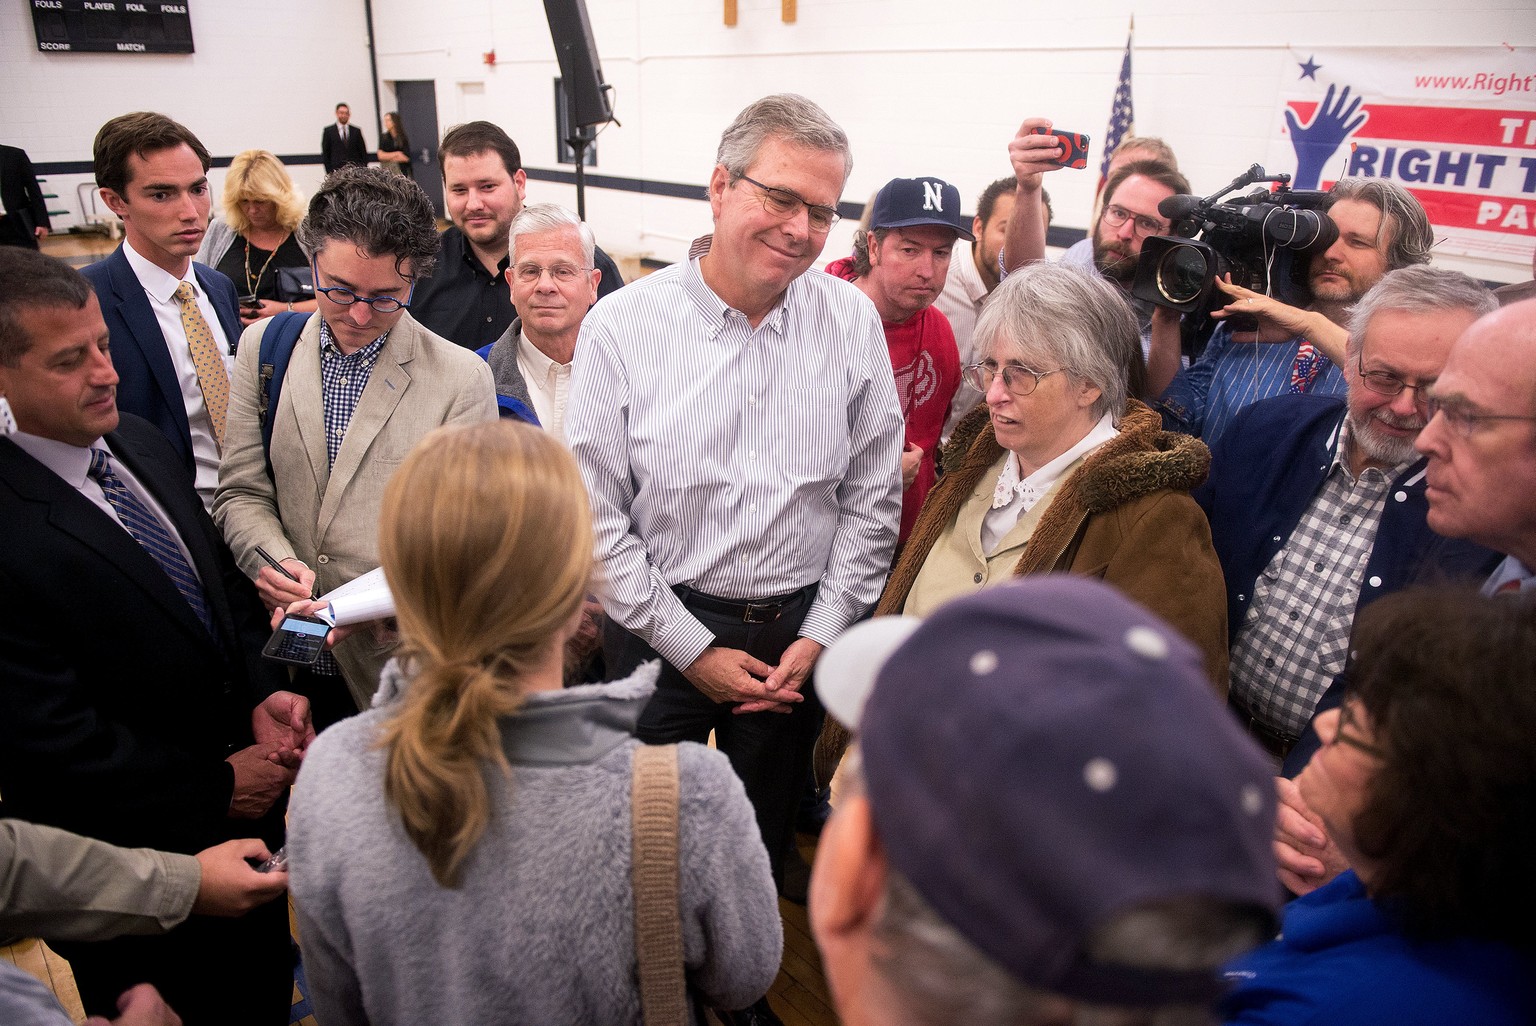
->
[1157, 245, 1209, 305]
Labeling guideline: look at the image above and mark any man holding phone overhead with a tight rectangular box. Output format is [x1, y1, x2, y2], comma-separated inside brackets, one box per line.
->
[1002, 118, 1194, 377]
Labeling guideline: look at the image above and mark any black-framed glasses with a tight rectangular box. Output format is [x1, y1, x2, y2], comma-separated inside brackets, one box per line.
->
[1101, 203, 1168, 239]
[738, 175, 841, 232]
[1331, 701, 1385, 759]
[1356, 355, 1432, 402]
[312, 261, 414, 314]
[512, 262, 593, 284]
[1426, 395, 1536, 438]
[963, 360, 1065, 397]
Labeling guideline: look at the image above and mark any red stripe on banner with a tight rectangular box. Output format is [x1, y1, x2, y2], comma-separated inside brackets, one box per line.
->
[1288, 102, 1536, 147]
[1397, 186, 1536, 234]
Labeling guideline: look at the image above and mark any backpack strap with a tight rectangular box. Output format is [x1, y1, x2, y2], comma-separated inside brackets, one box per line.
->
[257, 311, 308, 481]
[632, 743, 687, 1026]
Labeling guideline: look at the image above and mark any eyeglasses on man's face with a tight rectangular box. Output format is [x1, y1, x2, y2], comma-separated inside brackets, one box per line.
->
[1425, 394, 1536, 439]
[512, 262, 592, 285]
[1356, 354, 1433, 403]
[312, 261, 413, 314]
[964, 360, 1066, 398]
[1101, 203, 1168, 239]
[738, 175, 841, 233]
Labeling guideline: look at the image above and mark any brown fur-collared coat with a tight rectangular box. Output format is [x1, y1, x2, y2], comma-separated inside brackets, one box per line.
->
[881, 399, 1229, 690]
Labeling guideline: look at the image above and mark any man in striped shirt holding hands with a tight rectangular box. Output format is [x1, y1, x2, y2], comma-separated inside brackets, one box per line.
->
[566, 94, 903, 938]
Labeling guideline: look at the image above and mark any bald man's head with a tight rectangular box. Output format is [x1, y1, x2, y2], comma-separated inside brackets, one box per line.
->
[1416, 299, 1536, 566]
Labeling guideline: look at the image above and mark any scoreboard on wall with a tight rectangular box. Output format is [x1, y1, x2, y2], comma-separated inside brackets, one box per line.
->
[31, 0, 194, 54]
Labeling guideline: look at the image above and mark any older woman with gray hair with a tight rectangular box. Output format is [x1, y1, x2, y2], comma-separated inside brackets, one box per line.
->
[878, 262, 1229, 690]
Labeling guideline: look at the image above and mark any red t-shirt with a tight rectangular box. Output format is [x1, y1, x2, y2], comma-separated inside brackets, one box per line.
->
[826, 257, 961, 543]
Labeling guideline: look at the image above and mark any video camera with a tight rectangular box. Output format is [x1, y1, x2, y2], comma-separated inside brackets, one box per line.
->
[1131, 165, 1338, 316]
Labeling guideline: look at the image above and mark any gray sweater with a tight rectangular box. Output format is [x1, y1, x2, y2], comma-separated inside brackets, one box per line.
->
[287, 662, 781, 1025]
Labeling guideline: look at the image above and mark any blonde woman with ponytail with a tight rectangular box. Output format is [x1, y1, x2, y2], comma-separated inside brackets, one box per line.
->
[286, 421, 780, 1025]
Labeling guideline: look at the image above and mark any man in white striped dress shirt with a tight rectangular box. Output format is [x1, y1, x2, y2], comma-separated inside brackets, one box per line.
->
[566, 95, 903, 921]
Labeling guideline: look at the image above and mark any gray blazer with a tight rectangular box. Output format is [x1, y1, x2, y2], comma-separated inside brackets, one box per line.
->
[214, 311, 497, 705]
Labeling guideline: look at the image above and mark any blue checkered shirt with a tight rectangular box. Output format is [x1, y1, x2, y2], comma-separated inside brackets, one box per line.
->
[1228, 421, 1402, 738]
[314, 320, 387, 677]
[319, 320, 388, 467]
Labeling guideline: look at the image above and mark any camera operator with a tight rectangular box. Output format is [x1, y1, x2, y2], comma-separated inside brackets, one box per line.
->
[1154, 178, 1433, 442]
[1003, 118, 1207, 388]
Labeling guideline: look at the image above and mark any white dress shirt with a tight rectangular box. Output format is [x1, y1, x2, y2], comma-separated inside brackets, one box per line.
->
[10, 430, 202, 581]
[934, 240, 991, 445]
[122, 241, 233, 510]
[566, 235, 904, 669]
[981, 411, 1119, 555]
[517, 335, 572, 443]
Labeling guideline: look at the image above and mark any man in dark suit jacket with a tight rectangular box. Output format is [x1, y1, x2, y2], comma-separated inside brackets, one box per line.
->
[83, 112, 242, 510]
[321, 102, 368, 174]
[0, 143, 51, 248]
[0, 247, 311, 1025]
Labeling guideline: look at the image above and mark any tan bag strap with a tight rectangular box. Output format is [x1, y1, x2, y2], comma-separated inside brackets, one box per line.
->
[632, 743, 687, 1026]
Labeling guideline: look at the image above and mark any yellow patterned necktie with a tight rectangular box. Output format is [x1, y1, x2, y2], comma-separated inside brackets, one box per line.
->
[174, 280, 229, 450]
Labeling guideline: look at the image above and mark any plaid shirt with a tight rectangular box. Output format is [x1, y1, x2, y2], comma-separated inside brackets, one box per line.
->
[314, 320, 388, 676]
[319, 320, 388, 467]
[1228, 421, 1403, 738]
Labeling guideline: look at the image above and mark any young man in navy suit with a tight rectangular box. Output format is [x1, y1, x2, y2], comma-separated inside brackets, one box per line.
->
[0, 247, 312, 1024]
[83, 112, 242, 510]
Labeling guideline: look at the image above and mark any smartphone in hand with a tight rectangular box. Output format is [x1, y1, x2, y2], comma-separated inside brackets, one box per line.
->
[1030, 127, 1091, 170]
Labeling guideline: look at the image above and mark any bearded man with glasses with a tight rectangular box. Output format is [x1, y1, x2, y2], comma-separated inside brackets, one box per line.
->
[1194, 266, 1502, 761]
[214, 166, 496, 719]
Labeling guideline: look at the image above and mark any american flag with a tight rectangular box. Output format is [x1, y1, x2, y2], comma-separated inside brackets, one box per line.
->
[1098, 20, 1135, 197]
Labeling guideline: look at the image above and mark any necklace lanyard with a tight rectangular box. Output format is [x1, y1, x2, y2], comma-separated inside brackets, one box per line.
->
[244, 234, 288, 296]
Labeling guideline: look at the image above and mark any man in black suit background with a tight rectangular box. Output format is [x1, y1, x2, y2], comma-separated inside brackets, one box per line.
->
[0, 247, 312, 1025]
[321, 102, 368, 174]
[0, 143, 51, 248]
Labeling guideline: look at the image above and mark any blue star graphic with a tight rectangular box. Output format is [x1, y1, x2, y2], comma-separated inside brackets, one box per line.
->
[1298, 55, 1321, 80]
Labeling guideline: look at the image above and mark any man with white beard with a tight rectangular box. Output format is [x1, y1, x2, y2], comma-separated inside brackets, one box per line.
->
[1193, 266, 1502, 757]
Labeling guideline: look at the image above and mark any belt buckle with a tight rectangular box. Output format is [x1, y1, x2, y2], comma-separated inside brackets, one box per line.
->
[742, 601, 780, 625]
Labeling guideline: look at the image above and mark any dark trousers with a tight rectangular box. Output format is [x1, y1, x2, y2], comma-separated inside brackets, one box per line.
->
[292, 665, 360, 733]
[57, 890, 291, 1026]
[604, 584, 823, 886]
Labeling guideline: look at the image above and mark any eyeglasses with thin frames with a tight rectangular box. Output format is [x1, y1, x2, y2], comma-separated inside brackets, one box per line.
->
[1425, 395, 1536, 438]
[737, 175, 841, 233]
[963, 360, 1066, 398]
[1356, 355, 1433, 403]
[1331, 701, 1385, 759]
[312, 260, 415, 314]
[512, 263, 593, 285]
[1101, 203, 1168, 239]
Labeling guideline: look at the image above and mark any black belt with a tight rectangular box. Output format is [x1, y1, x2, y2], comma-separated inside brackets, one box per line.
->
[1228, 697, 1297, 760]
[673, 582, 817, 625]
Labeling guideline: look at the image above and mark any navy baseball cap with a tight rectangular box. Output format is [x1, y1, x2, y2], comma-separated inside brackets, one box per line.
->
[867, 177, 974, 241]
[817, 577, 1280, 1005]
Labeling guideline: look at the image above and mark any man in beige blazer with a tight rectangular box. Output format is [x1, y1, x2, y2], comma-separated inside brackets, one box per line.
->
[215, 168, 497, 719]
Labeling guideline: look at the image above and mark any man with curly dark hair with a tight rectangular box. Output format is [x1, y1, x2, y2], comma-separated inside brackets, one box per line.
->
[214, 166, 497, 720]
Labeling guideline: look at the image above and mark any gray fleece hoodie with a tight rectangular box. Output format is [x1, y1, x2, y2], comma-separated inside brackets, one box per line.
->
[288, 661, 781, 1025]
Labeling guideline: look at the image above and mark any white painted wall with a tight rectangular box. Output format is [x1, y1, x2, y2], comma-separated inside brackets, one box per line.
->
[5, 0, 1534, 280]
[1, 0, 376, 229]
[367, 0, 1536, 282]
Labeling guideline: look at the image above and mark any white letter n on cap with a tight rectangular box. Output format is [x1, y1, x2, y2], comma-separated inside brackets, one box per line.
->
[922, 181, 944, 211]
